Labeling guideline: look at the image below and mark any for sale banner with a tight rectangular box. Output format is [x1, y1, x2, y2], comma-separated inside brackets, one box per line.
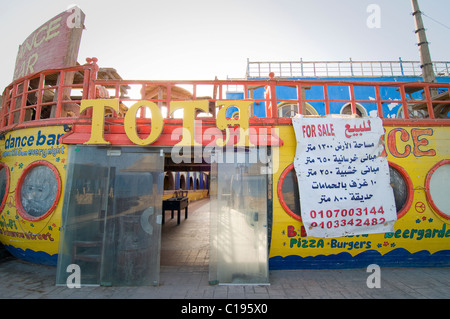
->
[293, 115, 397, 238]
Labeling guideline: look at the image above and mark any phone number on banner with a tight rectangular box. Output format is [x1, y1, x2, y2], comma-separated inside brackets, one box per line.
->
[309, 206, 386, 229]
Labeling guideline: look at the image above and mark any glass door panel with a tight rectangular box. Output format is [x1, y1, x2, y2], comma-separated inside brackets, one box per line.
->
[209, 148, 269, 284]
[103, 149, 164, 286]
[56, 147, 108, 286]
[56, 147, 164, 286]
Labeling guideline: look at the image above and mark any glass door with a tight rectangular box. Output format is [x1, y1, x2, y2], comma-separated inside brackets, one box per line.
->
[56, 147, 164, 286]
[209, 148, 269, 285]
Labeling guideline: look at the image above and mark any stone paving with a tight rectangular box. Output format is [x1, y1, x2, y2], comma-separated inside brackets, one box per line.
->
[0, 258, 449, 299]
[0, 198, 449, 300]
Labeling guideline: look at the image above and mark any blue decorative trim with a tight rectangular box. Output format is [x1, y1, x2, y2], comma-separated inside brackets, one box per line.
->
[269, 249, 450, 270]
[4, 245, 57, 266]
[5, 245, 450, 270]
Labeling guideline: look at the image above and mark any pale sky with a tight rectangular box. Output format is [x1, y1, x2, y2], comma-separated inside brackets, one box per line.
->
[1, 0, 449, 91]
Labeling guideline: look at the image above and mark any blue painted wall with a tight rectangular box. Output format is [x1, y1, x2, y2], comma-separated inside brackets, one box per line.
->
[227, 76, 450, 118]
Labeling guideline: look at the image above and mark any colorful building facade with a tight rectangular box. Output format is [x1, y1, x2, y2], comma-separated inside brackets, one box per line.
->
[0, 8, 449, 286]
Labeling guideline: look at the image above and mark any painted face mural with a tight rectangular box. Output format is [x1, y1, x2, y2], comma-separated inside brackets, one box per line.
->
[20, 165, 58, 218]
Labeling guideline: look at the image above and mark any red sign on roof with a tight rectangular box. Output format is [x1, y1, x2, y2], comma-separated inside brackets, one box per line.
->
[13, 7, 85, 80]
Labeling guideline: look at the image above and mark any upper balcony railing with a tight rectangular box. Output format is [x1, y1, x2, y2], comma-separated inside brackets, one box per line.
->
[1, 58, 449, 132]
[0, 58, 98, 130]
[246, 59, 450, 79]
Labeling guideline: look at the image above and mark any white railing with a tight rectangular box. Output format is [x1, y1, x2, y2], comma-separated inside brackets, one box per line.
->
[246, 59, 450, 78]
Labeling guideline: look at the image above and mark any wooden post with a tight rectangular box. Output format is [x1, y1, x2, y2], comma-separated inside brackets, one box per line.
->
[411, 0, 436, 83]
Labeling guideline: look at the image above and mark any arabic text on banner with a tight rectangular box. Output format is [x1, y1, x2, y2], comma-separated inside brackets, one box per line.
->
[292, 116, 397, 238]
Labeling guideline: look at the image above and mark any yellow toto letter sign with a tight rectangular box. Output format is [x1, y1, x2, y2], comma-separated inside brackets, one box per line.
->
[124, 100, 164, 145]
[80, 99, 119, 144]
[170, 100, 209, 147]
[216, 100, 254, 147]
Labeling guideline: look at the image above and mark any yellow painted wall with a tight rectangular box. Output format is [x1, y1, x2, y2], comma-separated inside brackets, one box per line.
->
[270, 124, 450, 261]
[0, 126, 67, 259]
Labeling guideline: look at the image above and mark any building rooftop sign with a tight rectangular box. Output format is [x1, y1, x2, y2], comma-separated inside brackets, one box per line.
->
[13, 7, 85, 81]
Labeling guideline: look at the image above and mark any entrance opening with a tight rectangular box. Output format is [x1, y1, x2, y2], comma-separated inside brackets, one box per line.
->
[160, 147, 271, 285]
[160, 152, 211, 268]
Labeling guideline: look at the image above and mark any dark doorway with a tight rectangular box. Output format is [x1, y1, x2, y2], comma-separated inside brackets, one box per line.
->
[160, 153, 211, 268]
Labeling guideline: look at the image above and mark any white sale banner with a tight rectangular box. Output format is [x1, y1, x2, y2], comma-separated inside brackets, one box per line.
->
[292, 115, 397, 238]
